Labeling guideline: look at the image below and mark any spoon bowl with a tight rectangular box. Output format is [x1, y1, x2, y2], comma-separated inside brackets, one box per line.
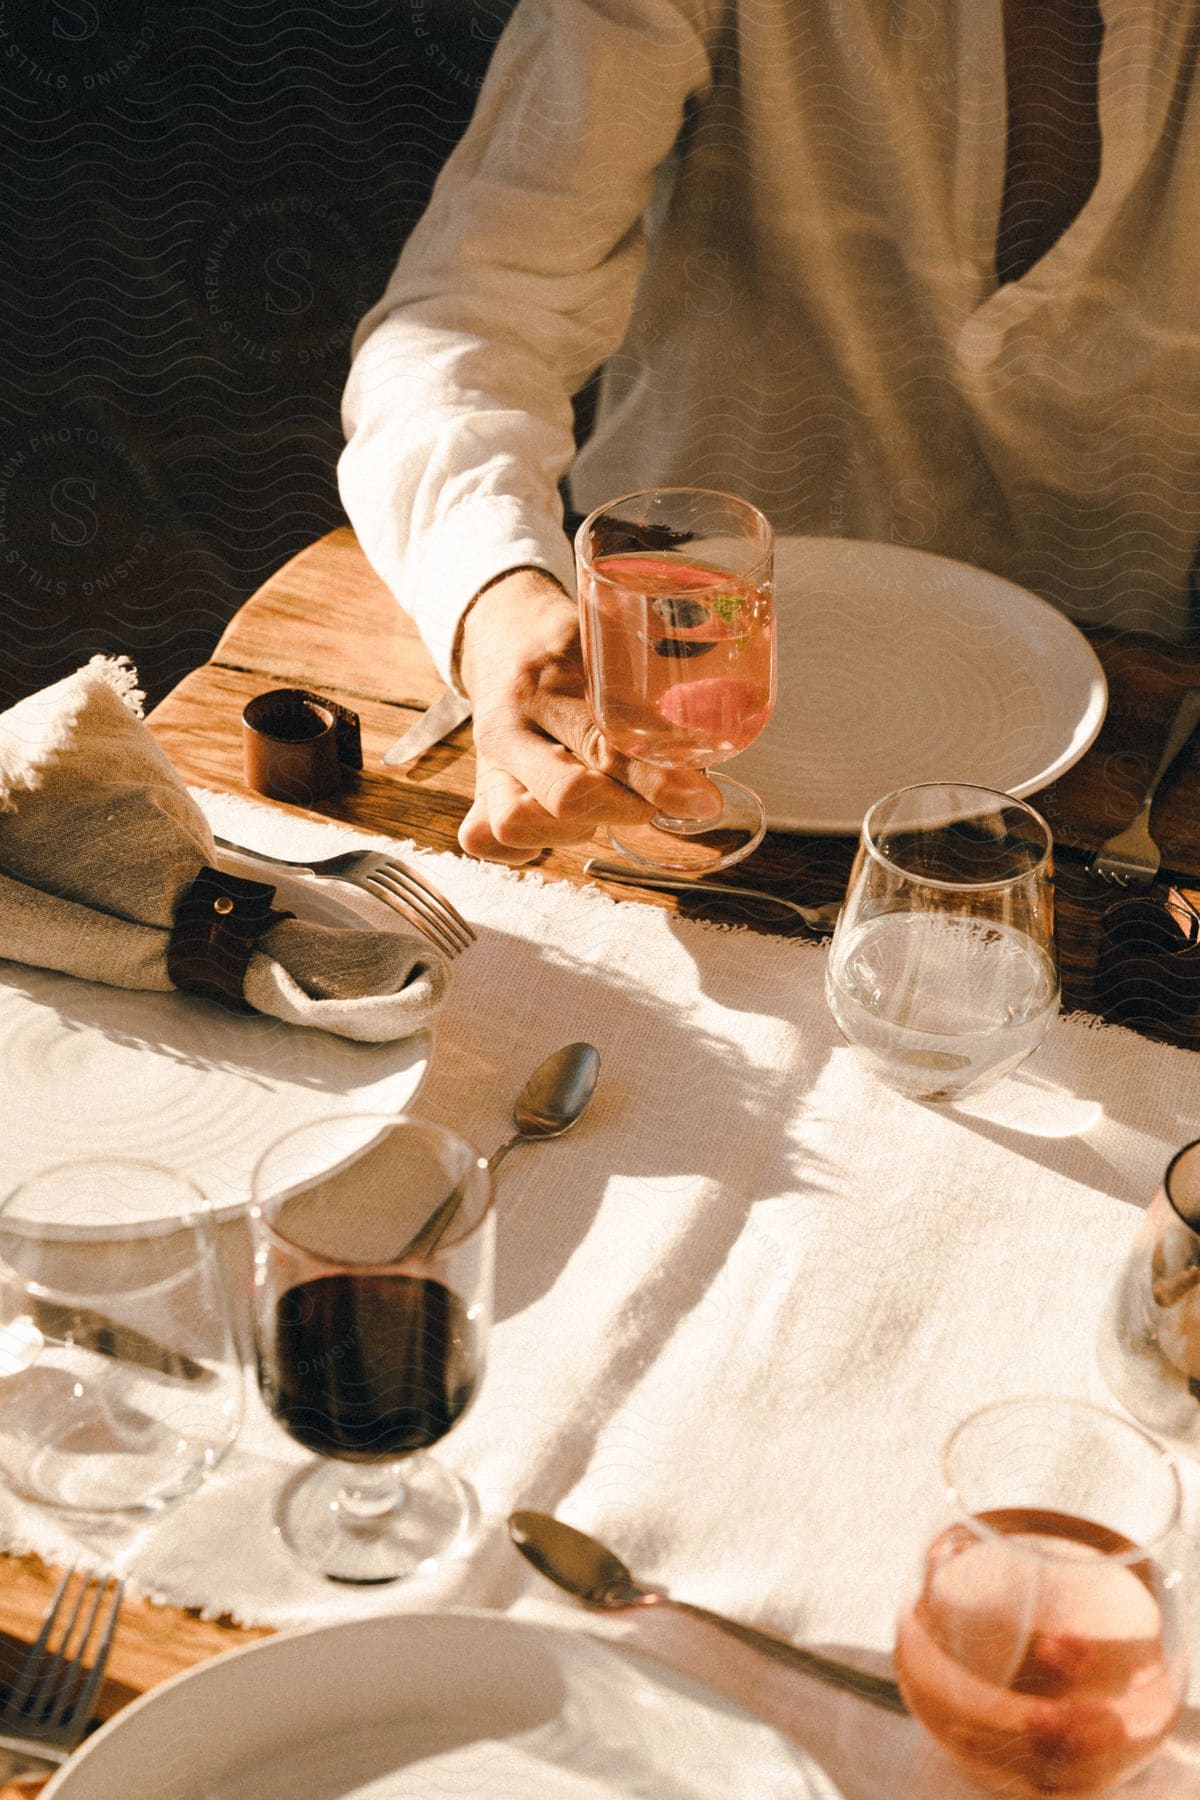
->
[396, 1043, 600, 1259]
[489, 1042, 601, 1173]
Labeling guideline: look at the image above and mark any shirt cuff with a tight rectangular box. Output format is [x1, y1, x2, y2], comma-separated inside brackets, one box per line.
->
[409, 501, 579, 690]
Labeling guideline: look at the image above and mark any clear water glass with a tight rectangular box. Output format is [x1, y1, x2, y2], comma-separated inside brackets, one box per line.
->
[576, 485, 777, 875]
[0, 1159, 242, 1515]
[826, 782, 1059, 1101]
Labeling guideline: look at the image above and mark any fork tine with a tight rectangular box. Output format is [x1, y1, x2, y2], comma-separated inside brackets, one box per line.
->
[0, 1565, 75, 1721]
[379, 860, 476, 945]
[56, 1580, 123, 1732]
[29, 1572, 94, 1723]
[375, 869, 473, 952]
[400, 883, 474, 950]
[43, 1577, 111, 1731]
[367, 871, 471, 956]
[362, 878, 463, 959]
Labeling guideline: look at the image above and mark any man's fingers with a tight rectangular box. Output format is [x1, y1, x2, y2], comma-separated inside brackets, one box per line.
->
[473, 706, 654, 831]
[464, 746, 652, 861]
[458, 789, 542, 866]
[532, 691, 723, 819]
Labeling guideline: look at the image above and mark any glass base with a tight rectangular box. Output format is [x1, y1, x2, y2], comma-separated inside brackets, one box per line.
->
[607, 771, 766, 875]
[276, 1454, 474, 1584]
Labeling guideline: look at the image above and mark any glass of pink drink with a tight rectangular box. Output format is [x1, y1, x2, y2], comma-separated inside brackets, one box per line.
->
[896, 1398, 1188, 1795]
[575, 487, 776, 875]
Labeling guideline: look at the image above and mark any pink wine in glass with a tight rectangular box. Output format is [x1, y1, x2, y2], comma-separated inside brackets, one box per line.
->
[576, 486, 776, 874]
[581, 552, 775, 766]
[895, 1507, 1185, 1795]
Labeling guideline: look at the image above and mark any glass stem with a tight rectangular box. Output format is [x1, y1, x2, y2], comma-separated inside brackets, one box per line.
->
[654, 771, 719, 835]
[334, 1464, 405, 1522]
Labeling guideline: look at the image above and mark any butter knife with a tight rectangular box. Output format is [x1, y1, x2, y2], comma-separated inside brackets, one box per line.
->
[23, 1301, 209, 1382]
[381, 691, 473, 767]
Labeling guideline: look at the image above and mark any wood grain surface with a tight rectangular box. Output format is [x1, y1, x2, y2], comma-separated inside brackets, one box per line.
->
[148, 526, 1200, 1035]
[0, 1555, 271, 1795]
[5, 525, 1200, 1785]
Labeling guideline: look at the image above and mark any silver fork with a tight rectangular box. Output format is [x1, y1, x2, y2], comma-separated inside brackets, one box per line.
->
[212, 833, 476, 959]
[584, 859, 843, 932]
[1088, 689, 1200, 888]
[0, 1567, 124, 1766]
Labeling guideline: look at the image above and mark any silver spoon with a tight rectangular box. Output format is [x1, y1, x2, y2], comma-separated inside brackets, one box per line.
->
[508, 1509, 907, 1716]
[397, 1043, 601, 1259]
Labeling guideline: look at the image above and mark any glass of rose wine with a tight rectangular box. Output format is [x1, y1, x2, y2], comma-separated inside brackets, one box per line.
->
[895, 1397, 1188, 1796]
[575, 486, 777, 875]
[251, 1113, 493, 1584]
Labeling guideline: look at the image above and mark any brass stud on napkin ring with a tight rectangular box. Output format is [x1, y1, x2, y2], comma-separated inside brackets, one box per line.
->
[168, 866, 294, 1013]
[242, 688, 363, 804]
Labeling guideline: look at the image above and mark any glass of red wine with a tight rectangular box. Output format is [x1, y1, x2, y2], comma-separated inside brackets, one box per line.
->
[895, 1397, 1188, 1795]
[576, 486, 777, 875]
[251, 1113, 493, 1584]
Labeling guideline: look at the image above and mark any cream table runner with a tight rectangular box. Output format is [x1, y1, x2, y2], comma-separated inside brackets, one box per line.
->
[3, 791, 1200, 1798]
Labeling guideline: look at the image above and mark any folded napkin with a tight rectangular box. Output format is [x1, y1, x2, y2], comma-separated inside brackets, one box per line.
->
[0, 656, 449, 1042]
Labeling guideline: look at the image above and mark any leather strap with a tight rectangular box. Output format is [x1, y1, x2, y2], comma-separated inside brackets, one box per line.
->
[294, 688, 362, 770]
[168, 866, 292, 1013]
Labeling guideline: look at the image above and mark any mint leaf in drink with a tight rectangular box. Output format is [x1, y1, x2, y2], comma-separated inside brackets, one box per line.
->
[708, 590, 743, 627]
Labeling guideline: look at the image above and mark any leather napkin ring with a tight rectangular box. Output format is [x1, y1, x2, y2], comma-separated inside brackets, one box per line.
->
[242, 688, 363, 804]
[168, 866, 293, 1013]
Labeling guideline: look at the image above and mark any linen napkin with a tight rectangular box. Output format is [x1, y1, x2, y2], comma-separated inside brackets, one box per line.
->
[0, 657, 448, 1042]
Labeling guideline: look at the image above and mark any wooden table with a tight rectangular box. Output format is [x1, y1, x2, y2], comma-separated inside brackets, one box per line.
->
[6, 524, 1200, 1788]
[149, 525, 1200, 1037]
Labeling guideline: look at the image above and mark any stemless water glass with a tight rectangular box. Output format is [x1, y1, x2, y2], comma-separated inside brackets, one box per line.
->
[1099, 1138, 1200, 1457]
[896, 1398, 1188, 1796]
[826, 782, 1059, 1101]
[576, 486, 777, 875]
[0, 1160, 242, 1515]
[251, 1113, 494, 1584]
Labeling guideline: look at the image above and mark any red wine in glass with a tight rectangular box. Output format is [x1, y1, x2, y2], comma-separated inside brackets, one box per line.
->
[261, 1272, 479, 1460]
[251, 1114, 494, 1584]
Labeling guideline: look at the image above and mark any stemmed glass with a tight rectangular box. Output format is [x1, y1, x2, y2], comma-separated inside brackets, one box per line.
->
[576, 486, 777, 875]
[825, 782, 1060, 1102]
[896, 1398, 1188, 1796]
[251, 1113, 493, 1584]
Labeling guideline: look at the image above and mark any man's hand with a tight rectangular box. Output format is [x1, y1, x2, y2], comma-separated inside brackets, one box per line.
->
[456, 568, 722, 865]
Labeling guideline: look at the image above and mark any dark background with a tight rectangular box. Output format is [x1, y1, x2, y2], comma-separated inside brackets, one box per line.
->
[0, 0, 515, 712]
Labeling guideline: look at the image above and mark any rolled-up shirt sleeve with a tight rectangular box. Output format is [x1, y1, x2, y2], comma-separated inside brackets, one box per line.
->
[338, 0, 715, 685]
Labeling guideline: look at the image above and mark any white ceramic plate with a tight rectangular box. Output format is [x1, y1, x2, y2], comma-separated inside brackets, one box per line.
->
[0, 857, 430, 1234]
[43, 1610, 843, 1800]
[727, 538, 1108, 833]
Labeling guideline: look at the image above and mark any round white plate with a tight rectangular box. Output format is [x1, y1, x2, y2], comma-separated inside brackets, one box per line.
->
[727, 538, 1108, 833]
[0, 857, 430, 1234]
[43, 1609, 842, 1800]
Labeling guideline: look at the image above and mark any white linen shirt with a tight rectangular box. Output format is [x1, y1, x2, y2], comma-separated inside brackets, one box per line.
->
[339, 0, 1200, 684]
